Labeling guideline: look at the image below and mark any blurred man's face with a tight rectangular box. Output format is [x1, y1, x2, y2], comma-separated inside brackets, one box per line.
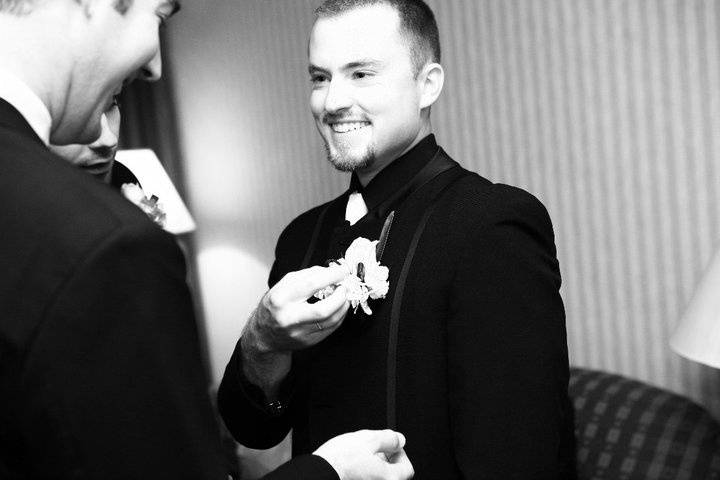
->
[308, 4, 425, 177]
[51, 103, 121, 183]
[51, 0, 178, 145]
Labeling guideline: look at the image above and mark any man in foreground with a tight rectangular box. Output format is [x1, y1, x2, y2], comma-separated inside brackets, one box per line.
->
[219, 0, 575, 478]
[0, 1, 413, 478]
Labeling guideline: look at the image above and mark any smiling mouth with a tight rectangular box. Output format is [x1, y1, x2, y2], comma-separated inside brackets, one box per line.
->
[330, 121, 370, 133]
[81, 161, 113, 175]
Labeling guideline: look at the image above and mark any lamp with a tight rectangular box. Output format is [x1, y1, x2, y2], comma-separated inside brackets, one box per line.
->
[670, 249, 720, 369]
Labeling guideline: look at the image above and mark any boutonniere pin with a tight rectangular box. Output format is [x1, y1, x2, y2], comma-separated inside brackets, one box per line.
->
[315, 237, 390, 315]
[121, 183, 167, 228]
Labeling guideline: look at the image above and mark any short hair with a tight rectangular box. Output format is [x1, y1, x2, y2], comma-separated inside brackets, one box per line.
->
[113, 0, 132, 14]
[0, 0, 132, 15]
[315, 0, 441, 76]
[0, 0, 34, 14]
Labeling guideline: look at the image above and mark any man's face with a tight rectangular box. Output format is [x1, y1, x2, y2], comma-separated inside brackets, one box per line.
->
[50, 103, 121, 183]
[308, 4, 425, 176]
[52, 0, 177, 145]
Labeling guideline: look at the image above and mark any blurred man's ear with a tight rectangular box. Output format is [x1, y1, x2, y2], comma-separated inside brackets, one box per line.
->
[76, 0, 118, 18]
[74, 0, 97, 18]
[418, 62, 444, 110]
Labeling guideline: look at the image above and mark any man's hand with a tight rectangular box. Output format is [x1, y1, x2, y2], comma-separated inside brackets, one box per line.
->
[253, 264, 350, 352]
[241, 265, 350, 397]
[314, 430, 414, 480]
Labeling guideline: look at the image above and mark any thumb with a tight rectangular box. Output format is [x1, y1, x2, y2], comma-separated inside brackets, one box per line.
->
[385, 448, 415, 479]
[369, 429, 406, 456]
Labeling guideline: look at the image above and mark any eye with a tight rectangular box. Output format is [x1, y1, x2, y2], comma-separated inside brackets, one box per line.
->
[353, 71, 372, 80]
[310, 73, 329, 85]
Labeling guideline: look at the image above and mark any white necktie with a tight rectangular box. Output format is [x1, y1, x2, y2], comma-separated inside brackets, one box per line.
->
[345, 191, 368, 225]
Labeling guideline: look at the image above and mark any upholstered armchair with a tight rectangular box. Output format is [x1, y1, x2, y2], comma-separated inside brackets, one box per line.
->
[570, 368, 720, 479]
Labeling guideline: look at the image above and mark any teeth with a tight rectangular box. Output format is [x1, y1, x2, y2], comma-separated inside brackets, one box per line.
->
[331, 122, 369, 133]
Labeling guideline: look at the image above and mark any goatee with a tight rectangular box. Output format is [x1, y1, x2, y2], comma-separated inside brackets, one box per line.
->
[323, 142, 375, 172]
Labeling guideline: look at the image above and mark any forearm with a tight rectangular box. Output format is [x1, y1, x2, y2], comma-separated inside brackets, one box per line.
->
[217, 334, 296, 449]
[241, 307, 292, 400]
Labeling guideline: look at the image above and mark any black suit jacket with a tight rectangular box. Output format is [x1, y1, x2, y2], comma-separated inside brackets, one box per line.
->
[219, 148, 576, 479]
[0, 99, 336, 480]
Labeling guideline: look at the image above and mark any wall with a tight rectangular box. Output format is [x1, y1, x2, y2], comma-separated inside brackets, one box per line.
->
[167, 0, 720, 447]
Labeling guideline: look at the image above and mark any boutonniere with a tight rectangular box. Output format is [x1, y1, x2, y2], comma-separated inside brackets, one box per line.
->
[315, 237, 390, 315]
[121, 183, 167, 228]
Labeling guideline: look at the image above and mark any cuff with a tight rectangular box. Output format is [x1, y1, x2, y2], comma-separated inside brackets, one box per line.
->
[262, 454, 339, 480]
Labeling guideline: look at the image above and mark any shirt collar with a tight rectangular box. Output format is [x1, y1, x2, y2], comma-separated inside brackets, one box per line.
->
[349, 134, 438, 213]
[0, 70, 52, 146]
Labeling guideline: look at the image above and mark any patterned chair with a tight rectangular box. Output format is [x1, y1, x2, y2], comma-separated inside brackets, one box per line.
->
[570, 367, 720, 480]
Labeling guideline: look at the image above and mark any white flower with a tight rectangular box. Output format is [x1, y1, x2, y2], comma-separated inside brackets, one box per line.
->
[314, 237, 390, 315]
[121, 183, 167, 228]
[365, 263, 389, 299]
[341, 237, 376, 273]
[121, 183, 145, 204]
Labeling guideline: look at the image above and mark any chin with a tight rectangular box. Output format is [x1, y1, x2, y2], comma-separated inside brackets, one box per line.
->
[325, 144, 375, 172]
[55, 122, 102, 147]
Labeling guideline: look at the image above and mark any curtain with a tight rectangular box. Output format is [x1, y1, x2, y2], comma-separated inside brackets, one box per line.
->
[116, 34, 212, 386]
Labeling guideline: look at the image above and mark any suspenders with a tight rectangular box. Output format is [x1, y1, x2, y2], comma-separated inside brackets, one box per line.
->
[385, 172, 466, 428]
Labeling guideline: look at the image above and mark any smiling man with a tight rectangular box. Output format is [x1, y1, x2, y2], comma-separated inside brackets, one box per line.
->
[220, 0, 576, 478]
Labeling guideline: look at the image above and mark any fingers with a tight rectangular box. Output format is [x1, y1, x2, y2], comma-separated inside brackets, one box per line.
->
[265, 265, 347, 307]
[385, 448, 414, 479]
[367, 430, 414, 480]
[367, 429, 406, 456]
[254, 265, 351, 351]
[298, 284, 349, 323]
[323, 286, 350, 327]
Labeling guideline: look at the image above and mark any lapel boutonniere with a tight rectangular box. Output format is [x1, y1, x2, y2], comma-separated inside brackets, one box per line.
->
[315, 237, 390, 315]
[121, 183, 167, 228]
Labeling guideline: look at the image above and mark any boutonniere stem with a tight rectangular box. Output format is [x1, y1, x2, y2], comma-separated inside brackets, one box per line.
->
[375, 210, 394, 261]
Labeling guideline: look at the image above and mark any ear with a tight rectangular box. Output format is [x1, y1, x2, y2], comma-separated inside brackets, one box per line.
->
[75, 0, 107, 19]
[418, 62, 444, 110]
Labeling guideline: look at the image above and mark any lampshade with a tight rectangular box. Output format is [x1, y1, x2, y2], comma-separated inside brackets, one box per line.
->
[670, 249, 720, 369]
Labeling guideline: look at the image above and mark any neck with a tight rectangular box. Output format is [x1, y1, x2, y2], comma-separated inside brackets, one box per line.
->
[0, 8, 75, 134]
[355, 120, 433, 187]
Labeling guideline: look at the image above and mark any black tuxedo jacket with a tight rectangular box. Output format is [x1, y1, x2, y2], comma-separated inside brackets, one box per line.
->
[219, 148, 576, 479]
[0, 99, 335, 480]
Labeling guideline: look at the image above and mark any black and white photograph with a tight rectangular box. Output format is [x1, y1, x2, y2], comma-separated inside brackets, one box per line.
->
[2, 1, 720, 479]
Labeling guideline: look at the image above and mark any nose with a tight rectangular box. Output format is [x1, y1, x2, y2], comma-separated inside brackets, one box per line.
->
[140, 49, 162, 82]
[89, 114, 119, 156]
[323, 78, 353, 114]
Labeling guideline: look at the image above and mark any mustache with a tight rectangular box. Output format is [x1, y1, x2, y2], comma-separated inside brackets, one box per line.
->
[321, 112, 369, 124]
[89, 146, 117, 160]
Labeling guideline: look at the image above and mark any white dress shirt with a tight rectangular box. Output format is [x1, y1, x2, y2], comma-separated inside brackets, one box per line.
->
[345, 191, 369, 225]
[0, 70, 52, 145]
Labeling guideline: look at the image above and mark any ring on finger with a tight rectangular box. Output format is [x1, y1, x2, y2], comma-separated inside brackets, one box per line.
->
[315, 321, 323, 332]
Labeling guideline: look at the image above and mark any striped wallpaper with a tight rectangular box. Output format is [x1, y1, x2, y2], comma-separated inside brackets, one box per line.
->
[168, 0, 720, 420]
